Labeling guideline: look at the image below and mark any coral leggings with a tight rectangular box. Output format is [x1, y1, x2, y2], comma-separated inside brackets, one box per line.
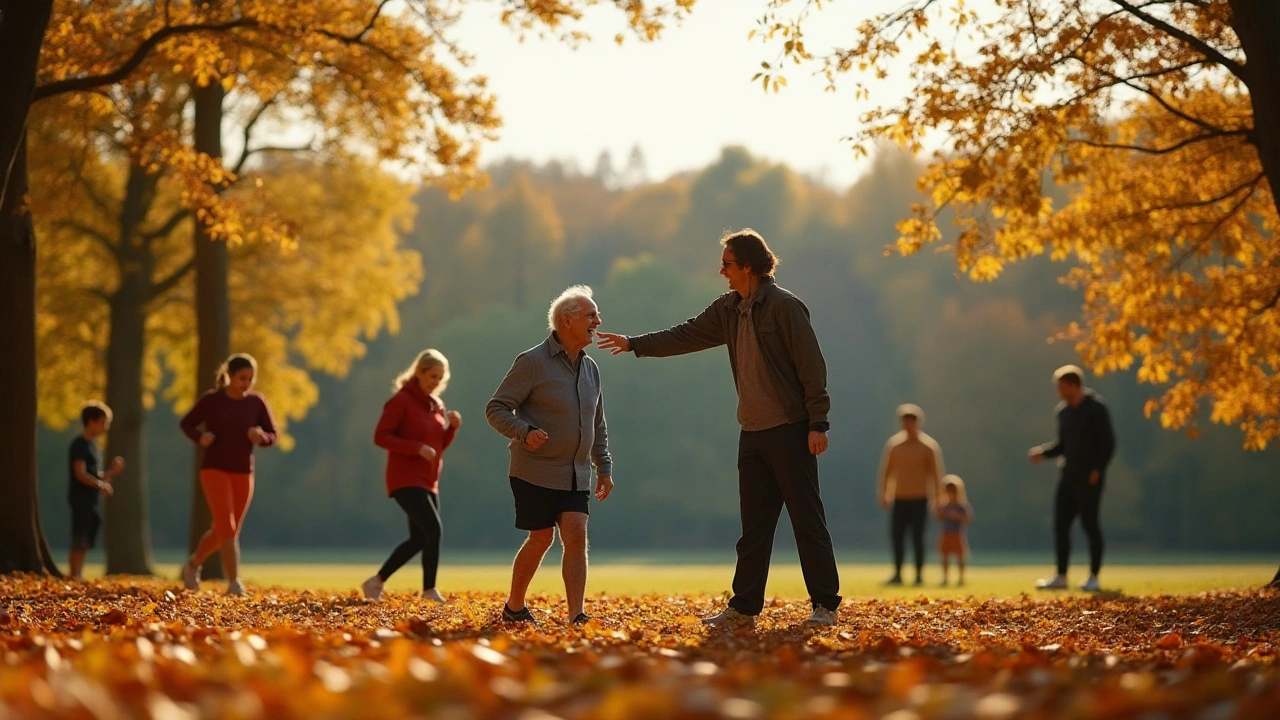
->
[192, 469, 255, 558]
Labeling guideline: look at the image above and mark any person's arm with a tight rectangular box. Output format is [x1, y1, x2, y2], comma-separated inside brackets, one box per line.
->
[877, 442, 893, 505]
[441, 417, 459, 452]
[1033, 411, 1065, 459]
[179, 393, 209, 443]
[775, 296, 830, 428]
[629, 300, 727, 358]
[963, 503, 975, 525]
[486, 353, 537, 443]
[591, 389, 612, 478]
[72, 459, 107, 490]
[374, 394, 424, 456]
[931, 442, 946, 502]
[1091, 401, 1116, 473]
[253, 395, 279, 447]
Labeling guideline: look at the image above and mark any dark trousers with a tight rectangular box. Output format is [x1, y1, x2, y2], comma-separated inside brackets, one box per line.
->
[1055, 478, 1105, 575]
[728, 421, 842, 615]
[891, 499, 928, 580]
[377, 487, 442, 588]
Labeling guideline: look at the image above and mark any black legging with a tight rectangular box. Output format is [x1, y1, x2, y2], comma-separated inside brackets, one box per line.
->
[1055, 478, 1104, 575]
[377, 487, 442, 589]
[891, 498, 928, 580]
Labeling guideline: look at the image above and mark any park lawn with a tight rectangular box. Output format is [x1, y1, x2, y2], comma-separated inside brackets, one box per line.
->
[128, 561, 1275, 598]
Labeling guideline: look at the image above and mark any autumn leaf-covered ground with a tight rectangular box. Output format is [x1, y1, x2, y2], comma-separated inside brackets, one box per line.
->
[3, 576, 1278, 719]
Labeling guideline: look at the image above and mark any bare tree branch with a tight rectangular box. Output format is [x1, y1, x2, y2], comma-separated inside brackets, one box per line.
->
[148, 257, 195, 301]
[141, 207, 192, 243]
[54, 219, 118, 253]
[1169, 175, 1263, 270]
[1109, 0, 1246, 82]
[1070, 129, 1248, 155]
[34, 18, 257, 101]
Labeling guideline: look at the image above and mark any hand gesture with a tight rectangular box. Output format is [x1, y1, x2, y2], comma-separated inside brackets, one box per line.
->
[446, 410, 462, 431]
[107, 456, 125, 478]
[595, 475, 614, 501]
[524, 429, 549, 451]
[418, 445, 438, 461]
[247, 426, 268, 446]
[199, 432, 216, 448]
[1028, 448, 1043, 464]
[99, 481, 114, 497]
[595, 331, 632, 356]
[808, 431, 828, 456]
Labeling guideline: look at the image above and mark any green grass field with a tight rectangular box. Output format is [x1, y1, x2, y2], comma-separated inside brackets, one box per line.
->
[84, 561, 1275, 599]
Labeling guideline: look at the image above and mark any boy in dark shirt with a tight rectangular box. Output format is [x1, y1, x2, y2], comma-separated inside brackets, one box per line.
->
[68, 401, 125, 579]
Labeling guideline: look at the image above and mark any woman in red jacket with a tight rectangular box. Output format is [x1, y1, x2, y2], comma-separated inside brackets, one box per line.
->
[178, 353, 278, 596]
[362, 349, 460, 602]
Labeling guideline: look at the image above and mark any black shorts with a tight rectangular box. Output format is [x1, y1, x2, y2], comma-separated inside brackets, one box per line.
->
[70, 503, 101, 550]
[509, 477, 590, 531]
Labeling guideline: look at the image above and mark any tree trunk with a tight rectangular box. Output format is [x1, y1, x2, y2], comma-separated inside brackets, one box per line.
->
[103, 164, 157, 576]
[189, 77, 230, 579]
[1231, 0, 1280, 214]
[0, 139, 60, 576]
[0, 0, 53, 209]
[1229, 0, 1280, 590]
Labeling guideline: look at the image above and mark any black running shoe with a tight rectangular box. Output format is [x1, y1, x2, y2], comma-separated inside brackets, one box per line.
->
[502, 603, 537, 624]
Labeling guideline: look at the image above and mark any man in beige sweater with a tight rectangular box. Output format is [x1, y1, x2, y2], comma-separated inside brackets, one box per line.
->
[877, 404, 945, 586]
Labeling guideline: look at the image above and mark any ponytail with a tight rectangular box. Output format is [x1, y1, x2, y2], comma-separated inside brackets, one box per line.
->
[216, 353, 258, 390]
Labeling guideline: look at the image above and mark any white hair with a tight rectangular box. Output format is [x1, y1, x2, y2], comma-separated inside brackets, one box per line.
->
[1053, 364, 1085, 385]
[548, 285, 595, 333]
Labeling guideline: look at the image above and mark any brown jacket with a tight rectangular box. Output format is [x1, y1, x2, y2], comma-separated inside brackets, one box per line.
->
[629, 278, 830, 429]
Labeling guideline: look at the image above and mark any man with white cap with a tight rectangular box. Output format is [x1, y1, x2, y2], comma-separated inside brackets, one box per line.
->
[877, 403, 945, 586]
[1029, 365, 1116, 592]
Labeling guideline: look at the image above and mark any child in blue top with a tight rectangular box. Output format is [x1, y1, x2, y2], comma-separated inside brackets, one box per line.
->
[937, 475, 973, 586]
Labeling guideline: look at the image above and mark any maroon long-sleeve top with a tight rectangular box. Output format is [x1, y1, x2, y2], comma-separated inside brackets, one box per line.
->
[180, 389, 278, 473]
[375, 382, 457, 495]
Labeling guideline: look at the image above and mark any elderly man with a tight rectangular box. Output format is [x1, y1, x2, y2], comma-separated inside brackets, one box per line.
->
[877, 403, 945, 586]
[597, 229, 841, 628]
[486, 285, 614, 625]
[1029, 365, 1116, 593]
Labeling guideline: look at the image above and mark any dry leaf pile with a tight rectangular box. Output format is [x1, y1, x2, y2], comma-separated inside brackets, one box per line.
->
[2, 577, 1277, 719]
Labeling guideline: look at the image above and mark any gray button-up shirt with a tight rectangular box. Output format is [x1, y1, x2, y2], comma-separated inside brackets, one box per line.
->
[486, 334, 612, 491]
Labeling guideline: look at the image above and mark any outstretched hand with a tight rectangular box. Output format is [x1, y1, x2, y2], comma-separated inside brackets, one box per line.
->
[595, 331, 632, 356]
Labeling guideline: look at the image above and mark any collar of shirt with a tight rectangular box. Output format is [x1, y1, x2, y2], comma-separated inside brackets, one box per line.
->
[727, 276, 776, 313]
[547, 332, 587, 363]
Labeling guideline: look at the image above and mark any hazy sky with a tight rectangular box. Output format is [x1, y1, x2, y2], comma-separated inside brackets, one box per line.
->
[452, 1, 913, 189]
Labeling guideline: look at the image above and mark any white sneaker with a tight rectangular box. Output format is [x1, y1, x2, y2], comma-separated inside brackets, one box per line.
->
[421, 588, 446, 603]
[361, 576, 384, 602]
[1081, 575, 1101, 592]
[181, 561, 201, 591]
[805, 607, 838, 627]
[225, 579, 246, 596]
[1036, 574, 1069, 590]
[701, 607, 755, 628]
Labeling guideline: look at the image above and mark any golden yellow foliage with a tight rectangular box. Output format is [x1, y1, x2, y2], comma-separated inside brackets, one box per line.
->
[29, 99, 421, 442]
[754, 0, 1280, 448]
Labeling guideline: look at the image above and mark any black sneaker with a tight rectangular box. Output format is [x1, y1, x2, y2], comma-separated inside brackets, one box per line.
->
[570, 612, 590, 625]
[502, 603, 537, 624]
[883, 576, 904, 587]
